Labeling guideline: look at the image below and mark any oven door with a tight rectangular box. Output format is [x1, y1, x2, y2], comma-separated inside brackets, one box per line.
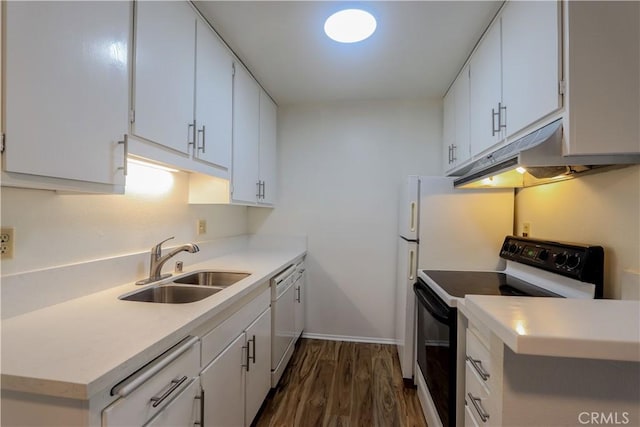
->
[414, 279, 457, 427]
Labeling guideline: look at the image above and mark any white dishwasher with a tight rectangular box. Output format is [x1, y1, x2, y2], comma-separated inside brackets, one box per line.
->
[270, 265, 296, 387]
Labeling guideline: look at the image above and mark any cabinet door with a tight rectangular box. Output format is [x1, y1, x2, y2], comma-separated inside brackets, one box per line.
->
[244, 308, 272, 426]
[200, 333, 245, 427]
[133, 1, 195, 155]
[452, 66, 471, 167]
[469, 21, 503, 156]
[4, 1, 129, 188]
[194, 17, 233, 170]
[294, 273, 305, 339]
[258, 91, 277, 205]
[502, 1, 560, 138]
[232, 65, 261, 204]
[144, 378, 201, 427]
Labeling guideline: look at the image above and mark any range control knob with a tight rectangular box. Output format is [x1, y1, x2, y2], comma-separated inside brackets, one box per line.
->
[508, 243, 518, 254]
[502, 242, 510, 253]
[555, 253, 568, 267]
[566, 254, 581, 270]
[537, 249, 549, 261]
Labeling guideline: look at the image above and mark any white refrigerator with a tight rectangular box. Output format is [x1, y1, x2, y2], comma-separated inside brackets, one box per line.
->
[394, 176, 514, 381]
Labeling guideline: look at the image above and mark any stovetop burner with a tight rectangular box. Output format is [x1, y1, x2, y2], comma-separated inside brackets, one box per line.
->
[422, 270, 563, 299]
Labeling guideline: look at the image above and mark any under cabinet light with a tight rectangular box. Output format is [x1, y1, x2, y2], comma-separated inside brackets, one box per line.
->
[127, 158, 179, 173]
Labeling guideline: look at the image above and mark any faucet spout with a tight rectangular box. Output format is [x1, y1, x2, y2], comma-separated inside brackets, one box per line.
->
[136, 238, 200, 285]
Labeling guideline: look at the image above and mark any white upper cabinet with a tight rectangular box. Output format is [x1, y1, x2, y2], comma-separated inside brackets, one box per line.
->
[3, 1, 130, 193]
[194, 16, 233, 170]
[230, 65, 277, 207]
[563, 0, 639, 155]
[443, 65, 471, 173]
[231, 65, 261, 204]
[132, 1, 195, 156]
[258, 92, 278, 205]
[502, 0, 561, 139]
[469, 21, 503, 156]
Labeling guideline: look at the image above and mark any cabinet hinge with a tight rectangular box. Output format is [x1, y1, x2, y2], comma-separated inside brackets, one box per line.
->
[129, 109, 135, 124]
[558, 80, 566, 95]
[232, 63, 236, 76]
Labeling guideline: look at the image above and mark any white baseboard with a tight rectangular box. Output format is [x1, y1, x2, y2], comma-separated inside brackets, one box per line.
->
[301, 332, 396, 345]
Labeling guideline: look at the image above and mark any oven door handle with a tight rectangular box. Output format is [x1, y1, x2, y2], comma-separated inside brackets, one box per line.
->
[415, 286, 450, 324]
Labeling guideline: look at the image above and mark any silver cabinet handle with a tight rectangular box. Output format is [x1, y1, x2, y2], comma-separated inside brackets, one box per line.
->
[117, 134, 128, 176]
[467, 356, 490, 381]
[150, 376, 188, 408]
[468, 392, 489, 422]
[188, 120, 196, 149]
[261, 181, 266, 199]
[452, 144, 457, 162]
[194, 390, 204, 426]
[492, 107, 500, 136]
[197, 125, 206, 153]
[498, 102, 507, 132]
[296, 285, 301, 303]
[243, 343, 250, 372]
[249, 335, 256, 364]
[447, 145, 452, 164]
[256, 181, 261, 198]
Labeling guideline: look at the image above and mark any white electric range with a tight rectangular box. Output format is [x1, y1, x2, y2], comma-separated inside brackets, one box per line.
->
[413, 235, 604, 427]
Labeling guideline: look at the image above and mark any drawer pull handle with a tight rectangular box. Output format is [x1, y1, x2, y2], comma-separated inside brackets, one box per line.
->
[468, 392, 490, 422]
[467, 356, 490, 381]
[150, 376, 188, 408]
[111, 336, 199, 397]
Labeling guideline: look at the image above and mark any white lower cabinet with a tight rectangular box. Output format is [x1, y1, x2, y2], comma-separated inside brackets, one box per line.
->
[462, 316, 640, 427]
[201, 333, 246, 427]
[199, 287, 272, 426]
[293, 263, 306, 339]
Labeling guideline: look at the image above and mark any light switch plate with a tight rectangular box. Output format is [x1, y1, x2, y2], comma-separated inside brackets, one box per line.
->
[1, 228, 15, 259]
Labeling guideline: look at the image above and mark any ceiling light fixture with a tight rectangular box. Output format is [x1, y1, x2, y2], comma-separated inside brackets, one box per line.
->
[324, 9, 377, 43]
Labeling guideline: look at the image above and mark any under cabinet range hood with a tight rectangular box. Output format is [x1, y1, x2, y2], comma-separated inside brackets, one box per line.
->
[454, 120, 640, 189]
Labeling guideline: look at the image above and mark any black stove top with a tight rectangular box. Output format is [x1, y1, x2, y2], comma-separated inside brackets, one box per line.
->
[421, 270, 563, 298]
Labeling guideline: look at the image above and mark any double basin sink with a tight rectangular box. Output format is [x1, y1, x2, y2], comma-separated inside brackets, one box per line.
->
[120, 271, 251, 304]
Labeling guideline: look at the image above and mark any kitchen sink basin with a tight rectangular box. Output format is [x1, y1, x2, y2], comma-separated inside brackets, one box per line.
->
[120, 285, 220, 304]
[172, 271, 250, 287]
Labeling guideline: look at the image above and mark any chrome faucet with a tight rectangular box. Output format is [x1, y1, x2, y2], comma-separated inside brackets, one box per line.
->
[136, 237, 200, 285]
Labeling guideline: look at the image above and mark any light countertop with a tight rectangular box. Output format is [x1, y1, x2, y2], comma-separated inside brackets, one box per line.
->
[1, 248, 305, 400]
[462, 295, 640, 362]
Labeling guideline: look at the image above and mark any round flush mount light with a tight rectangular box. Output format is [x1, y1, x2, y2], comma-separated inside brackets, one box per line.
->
[324, 9, 377, 43]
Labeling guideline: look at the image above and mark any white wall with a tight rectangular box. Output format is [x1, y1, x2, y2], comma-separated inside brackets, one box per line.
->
[515, 165, 640, 299]
[1, 171, 248, 275]
[248, 98, 442, 342]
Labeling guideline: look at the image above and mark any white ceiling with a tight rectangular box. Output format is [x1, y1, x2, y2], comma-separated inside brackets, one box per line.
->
[194, 1, 503, 106]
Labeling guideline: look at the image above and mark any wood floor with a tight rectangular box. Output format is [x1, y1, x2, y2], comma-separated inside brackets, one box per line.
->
[254, 339, 427, 427]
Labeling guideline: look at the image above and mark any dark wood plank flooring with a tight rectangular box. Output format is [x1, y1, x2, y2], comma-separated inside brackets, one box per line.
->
[254, 339, 427, 427]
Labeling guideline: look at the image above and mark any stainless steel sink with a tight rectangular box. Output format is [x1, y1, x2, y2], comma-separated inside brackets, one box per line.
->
[120, 285, 220, 303]
[172, 271, 250, 287]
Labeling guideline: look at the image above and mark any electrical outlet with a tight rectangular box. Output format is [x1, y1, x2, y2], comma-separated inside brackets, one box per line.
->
[197, 219, 207, 235]
[522, 222, 531, 237]
[1, 228, 15, 259]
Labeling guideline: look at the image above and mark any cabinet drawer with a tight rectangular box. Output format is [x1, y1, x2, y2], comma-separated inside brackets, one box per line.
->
[465, 362, 491, 425]
[466, 328, 492, 383]
[201, 287, 270, 367]
[464, 401, 481, 427]
[102, 337, 200, 427]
